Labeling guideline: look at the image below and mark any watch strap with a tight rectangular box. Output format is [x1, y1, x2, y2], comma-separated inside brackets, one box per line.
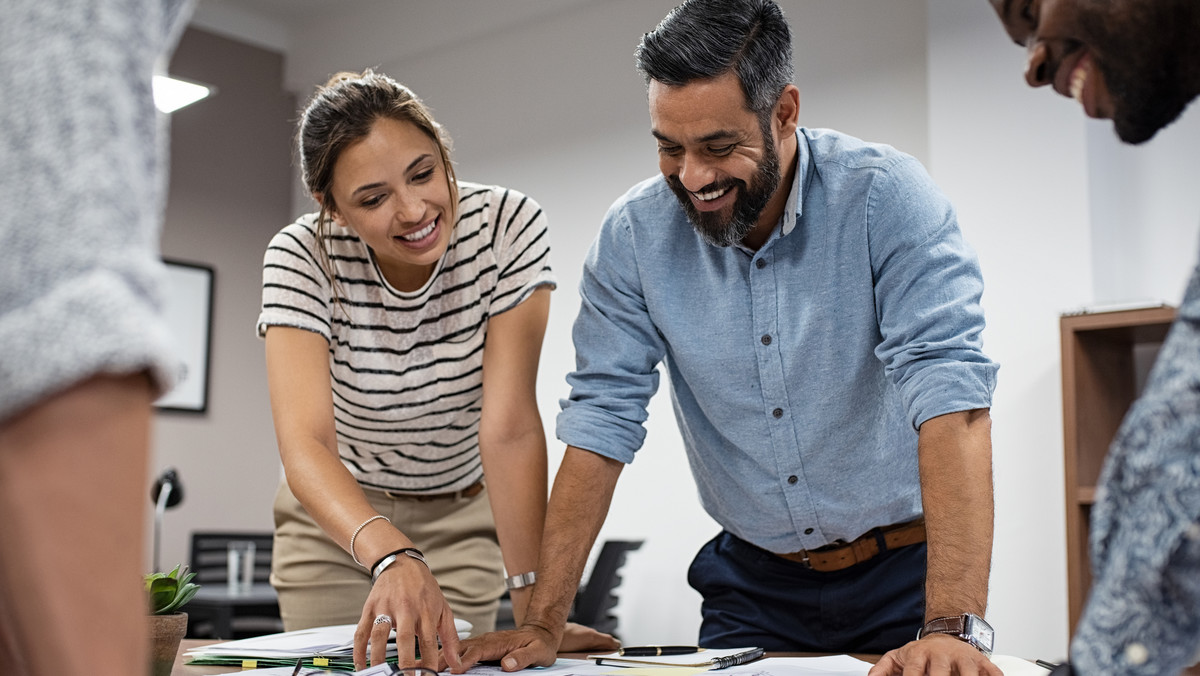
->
[920, 615, 966, 638]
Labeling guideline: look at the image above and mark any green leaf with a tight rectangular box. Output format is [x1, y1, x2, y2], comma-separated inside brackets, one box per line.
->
[147, 577, 178, 614]
[145, 563, 202, 614]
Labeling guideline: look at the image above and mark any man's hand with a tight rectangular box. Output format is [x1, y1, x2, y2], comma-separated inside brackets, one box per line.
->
[456, 625, 559, 673]
[456, 447, 625, 672]
[452, 621, 616, 673]
[559, 621, 620, 653]
[869, 634, 1003, 676]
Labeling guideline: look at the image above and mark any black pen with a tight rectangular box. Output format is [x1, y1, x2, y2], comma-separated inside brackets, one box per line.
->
[291, 657, 304, 676]
[619, 645, 701, 656]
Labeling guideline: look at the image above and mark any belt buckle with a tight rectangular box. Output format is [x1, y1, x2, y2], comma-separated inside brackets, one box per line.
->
[800, 549, 812, 569]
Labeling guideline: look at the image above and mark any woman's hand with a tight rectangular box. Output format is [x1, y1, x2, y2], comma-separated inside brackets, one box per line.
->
[352, 555, 465, 672]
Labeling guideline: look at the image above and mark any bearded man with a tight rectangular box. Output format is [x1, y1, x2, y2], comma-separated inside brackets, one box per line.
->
[464, 1, 1000, 674]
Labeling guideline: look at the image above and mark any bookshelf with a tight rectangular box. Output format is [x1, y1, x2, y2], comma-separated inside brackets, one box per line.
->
[1059, 304, 1176, 632]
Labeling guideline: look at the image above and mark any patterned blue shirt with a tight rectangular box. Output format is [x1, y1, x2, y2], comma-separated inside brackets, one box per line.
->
[1073, 251, 1200, 674]
[556, 128, 998, 554]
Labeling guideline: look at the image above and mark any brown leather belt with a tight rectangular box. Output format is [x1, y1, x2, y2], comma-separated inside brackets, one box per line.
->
[381, 480, 484, 502]
[777, 518, 926, 572]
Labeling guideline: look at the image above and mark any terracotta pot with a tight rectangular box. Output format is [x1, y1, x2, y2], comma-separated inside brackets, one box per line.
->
[148, 611, 188, 676]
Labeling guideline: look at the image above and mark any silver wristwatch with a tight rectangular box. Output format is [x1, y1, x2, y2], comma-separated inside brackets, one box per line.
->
[918, 613, 994, 656]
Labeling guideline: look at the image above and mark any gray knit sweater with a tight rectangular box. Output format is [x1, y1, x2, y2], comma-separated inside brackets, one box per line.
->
[0, 0, 193, 421]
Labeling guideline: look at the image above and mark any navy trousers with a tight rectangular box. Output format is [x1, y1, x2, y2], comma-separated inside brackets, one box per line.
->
[687, 531, 926, 653]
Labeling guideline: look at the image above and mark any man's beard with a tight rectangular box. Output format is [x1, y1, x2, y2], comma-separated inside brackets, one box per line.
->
[666, 135, 782, 248]
[1081, 2, 1200, 144]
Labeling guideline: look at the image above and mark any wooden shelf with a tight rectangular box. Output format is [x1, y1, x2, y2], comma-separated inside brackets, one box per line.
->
[1060, 305, 1175, 632]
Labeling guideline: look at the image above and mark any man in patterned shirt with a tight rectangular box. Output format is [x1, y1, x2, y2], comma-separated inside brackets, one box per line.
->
[990, 0, 1200, 673]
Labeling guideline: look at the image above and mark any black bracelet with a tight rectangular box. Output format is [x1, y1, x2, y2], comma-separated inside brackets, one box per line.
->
[370, 547, 427, 583]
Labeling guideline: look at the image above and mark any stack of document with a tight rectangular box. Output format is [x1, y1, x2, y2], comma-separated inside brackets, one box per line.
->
[184, 621, 471, 671]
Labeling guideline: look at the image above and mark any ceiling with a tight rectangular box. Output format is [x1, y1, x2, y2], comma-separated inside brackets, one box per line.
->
[189, 0, 596, 91]
[192, 0, 594, 56]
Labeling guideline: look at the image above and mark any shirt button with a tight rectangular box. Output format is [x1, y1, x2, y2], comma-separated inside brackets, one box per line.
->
[788, 475, 799, 485]
[772, 408, 783, 418]
[804, 527, 813, 534]
[1124, 643, 1149, 665]
[760, 334, 772, 346]
[755, 259, 766, 269]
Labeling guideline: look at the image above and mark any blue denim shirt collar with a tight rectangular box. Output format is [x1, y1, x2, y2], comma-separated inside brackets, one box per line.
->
[735, 130, 806, 256]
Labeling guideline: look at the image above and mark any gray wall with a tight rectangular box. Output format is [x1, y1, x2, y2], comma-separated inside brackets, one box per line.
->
[150, 27, 295, 573]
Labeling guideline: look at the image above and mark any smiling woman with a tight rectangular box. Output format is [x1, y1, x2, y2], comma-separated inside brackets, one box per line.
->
[323, 117, 454, 292]
[254, 70, 616, 670]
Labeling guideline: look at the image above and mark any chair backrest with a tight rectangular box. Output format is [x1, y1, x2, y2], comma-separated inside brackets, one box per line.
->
[188, 531, 274, 585]
[570, 539, 643, 638]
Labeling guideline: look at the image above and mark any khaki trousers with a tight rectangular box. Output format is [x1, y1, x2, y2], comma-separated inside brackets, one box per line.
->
[269, 479, 504, 636]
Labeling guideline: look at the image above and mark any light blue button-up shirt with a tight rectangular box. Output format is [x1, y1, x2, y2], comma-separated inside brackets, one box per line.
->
[557, 128, 998, 554]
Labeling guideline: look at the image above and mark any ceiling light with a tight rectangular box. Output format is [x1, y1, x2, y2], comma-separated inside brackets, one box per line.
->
[152, 75, 214, 113]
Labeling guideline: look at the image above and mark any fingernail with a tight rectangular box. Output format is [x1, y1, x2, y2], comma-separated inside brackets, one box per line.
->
[503, 658, 517, 670]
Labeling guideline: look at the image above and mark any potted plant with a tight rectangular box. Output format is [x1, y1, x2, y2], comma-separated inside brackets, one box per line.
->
[146, 564, 200, 676]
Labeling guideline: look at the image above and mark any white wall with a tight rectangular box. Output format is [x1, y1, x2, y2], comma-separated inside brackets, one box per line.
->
[177, 0, 1200, 659]
[928, 1, 1092, 659]
[1087, 113, 1200, 305]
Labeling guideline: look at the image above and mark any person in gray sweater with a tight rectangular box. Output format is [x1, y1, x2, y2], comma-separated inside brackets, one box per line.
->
[0, 1, 193, 673]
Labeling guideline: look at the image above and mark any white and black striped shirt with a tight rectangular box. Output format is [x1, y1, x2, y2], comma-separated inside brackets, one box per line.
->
[257, 182, 555, 493]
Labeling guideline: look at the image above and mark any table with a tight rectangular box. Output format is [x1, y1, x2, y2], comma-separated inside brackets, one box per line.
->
[170, 642, 879, 676]
[186, 583, 281, 640]
[172, 640, 223, 676]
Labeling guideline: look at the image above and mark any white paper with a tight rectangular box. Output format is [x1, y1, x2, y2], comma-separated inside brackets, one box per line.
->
[185, 620, 473, 660]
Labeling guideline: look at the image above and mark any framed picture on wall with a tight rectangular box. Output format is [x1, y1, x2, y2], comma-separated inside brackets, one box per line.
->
[155, 259, 215, 413]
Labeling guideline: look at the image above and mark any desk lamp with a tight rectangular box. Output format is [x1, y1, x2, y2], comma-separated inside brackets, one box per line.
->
[150, 468, 184, 572]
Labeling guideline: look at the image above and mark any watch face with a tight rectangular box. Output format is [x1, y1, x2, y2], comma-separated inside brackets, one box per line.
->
[966, 615, 995, 651]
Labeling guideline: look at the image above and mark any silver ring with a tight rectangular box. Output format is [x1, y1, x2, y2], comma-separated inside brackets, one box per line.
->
[373, 613, 393, 625]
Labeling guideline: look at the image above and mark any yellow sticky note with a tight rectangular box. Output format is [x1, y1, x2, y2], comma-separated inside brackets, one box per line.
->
[241, 659, 258, 669]
[313, 657, 330, 667]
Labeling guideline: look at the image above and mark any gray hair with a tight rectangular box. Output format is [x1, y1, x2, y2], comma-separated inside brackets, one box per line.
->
[635, 0, 794, 117]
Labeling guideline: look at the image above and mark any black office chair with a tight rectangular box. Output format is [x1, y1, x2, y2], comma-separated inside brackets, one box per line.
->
[495, 539, 643, 640]
[186, 531, 283, 639]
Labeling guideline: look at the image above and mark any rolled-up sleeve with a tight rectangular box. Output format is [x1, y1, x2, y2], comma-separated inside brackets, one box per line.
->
[556, 207, 666, 463]
[867, 156, 999, 429]
[0, 0, 191, 422]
